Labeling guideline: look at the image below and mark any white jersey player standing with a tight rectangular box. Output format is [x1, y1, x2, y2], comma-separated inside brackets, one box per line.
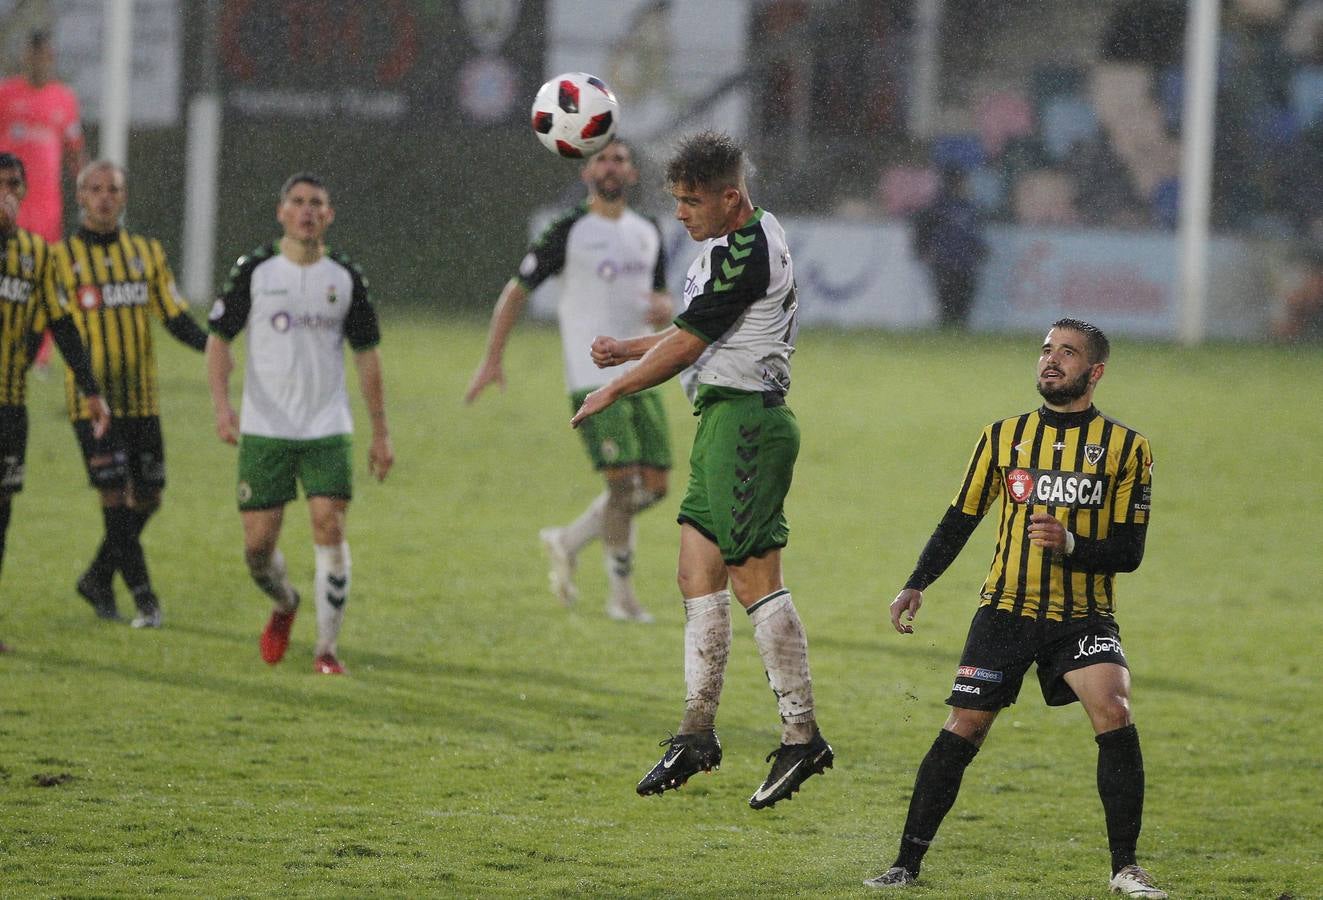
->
[466, 138, 674, 622]
[206, 172, 394, 675]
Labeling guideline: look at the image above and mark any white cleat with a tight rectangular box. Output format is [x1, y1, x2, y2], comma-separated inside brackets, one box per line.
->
[539, 527, 578, 607]
[1109, 865, 1168, 898]
[606, 595, 654, 623]
[863, 866, 917, 889]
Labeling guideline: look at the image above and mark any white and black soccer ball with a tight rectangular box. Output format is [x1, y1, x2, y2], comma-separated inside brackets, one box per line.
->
[530, 72, 618, 159]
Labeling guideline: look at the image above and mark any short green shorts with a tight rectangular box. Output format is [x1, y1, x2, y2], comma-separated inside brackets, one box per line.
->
[677, 386, 799, 565]
[569, 386, 672, 470]
[237, 433, 352, 510]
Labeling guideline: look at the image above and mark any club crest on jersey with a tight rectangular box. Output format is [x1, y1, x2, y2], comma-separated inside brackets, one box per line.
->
[1084, 443, 1105, 465]
[1006, 468, 1034, 502]
[327, 284, 338, 304]
[1005, 467, 1110, 508]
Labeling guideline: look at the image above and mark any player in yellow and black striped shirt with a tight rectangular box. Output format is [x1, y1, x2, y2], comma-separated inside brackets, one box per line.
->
[0, 152, 108, 653]
[866, 320, 1166, 899]
[48, 160, 207, 628]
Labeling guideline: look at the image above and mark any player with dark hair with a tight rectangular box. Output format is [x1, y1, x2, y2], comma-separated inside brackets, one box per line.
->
[864, 318, 1165, 898]
[52, 160, 209, 626]
[206, 172, 393, 675]
[0, 151, 108, 652]
[572, 131, 833, 809]
[466, 137, 673, 622]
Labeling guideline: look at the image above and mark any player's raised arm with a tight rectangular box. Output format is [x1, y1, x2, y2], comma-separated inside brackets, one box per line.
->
[590, 327, 674, 369]
[571, 326, 704, 427]
[465, 278, 529, 404]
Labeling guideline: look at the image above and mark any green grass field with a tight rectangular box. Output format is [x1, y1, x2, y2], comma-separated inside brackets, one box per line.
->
[1, 318, 1319, 898]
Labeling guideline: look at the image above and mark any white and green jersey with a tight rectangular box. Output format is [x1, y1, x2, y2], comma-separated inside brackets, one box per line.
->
[516, 202, 667, 393]
[209, 243, 380, 440]
[674, 208, 797, 399]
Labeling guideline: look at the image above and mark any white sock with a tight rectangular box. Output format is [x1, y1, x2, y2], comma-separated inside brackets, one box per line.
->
[313, 541, 350, 658]
[747, 589, 817, 744]
[561, 492, 606, 554]
[679, 590, 732, 734]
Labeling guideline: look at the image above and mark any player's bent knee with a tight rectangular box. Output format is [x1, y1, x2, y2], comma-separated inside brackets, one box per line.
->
[945, 709, 997, 746]
[245, 546, 276, 578]
[1094, 696, 1133, 731]
[134, 493, 162, 516]
[630, 486, 664, 512]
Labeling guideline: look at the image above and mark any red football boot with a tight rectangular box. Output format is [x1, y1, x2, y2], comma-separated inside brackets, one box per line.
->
[313, 653, 346, 675]
[260, 609, 296, 665]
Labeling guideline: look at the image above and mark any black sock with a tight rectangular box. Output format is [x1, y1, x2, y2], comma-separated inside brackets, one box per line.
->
[99, 506, 138, 585]
[0, 499, 11, 578]
[1096, 724, 1144, 875]
[118, 533, 151, 595]
[127, 505, 155, 540]
[119, 506, 156, 595]
[894, 729, 980, 875]
[86, 506, 121, 581]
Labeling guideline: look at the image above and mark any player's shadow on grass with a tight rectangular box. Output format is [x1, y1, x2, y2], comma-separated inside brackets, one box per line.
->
[31, 645, 666, 744]
[809, 631, 957, 665]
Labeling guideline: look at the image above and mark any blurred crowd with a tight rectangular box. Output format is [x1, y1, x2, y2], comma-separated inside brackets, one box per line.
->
[747, 0, 1323, 337]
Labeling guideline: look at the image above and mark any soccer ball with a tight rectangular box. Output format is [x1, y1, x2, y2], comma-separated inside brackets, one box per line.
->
[530, 72, 618, 159]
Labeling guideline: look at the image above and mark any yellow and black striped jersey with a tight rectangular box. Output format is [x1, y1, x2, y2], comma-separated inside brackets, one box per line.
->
[0, 227, 64, 406]
[954, 405, 1153, 621]
[48, 227, 206, 420]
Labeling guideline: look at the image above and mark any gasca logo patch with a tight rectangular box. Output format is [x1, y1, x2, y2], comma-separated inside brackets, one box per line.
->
[1005, 468, 1111, 508]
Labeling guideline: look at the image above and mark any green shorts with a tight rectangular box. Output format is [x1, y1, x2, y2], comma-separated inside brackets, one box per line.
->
[237, 433, 352, 510]
[677, 386, 799, 565]
[570, 387, 672, 470]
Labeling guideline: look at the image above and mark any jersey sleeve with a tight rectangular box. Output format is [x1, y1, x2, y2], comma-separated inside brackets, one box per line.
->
[145, 238, 208, 351]
[33, 239, 67, 328]
[514, 207, 581, 292]
[673, 224, 771, 344]
[208, 248, 264, 341]
[951, 425, 1002, 516]
[144, 239, 187, 316]
[336, 253, 380, 352]
[1112, 434, 1152, 525]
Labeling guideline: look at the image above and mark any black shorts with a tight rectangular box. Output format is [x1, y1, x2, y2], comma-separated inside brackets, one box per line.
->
[946, 605, 1128, 710]
[0, 405, 28, 494]
[73, 415, 166, 491]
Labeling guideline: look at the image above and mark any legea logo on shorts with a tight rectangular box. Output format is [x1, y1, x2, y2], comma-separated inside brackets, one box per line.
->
[951, 683, 981, 695]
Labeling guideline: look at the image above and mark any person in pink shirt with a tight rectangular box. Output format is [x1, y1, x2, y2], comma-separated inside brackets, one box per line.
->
[0, 29, 87, 368]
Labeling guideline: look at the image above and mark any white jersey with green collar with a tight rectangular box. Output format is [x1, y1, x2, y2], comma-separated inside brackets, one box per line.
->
[673, 207, 797, 399]
[208, 243, 380, 440]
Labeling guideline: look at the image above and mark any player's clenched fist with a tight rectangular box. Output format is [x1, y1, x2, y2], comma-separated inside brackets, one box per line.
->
[590, 335, 626, 369]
